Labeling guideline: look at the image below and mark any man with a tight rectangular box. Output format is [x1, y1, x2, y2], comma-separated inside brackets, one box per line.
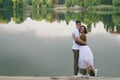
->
[72, 20, 86, 77]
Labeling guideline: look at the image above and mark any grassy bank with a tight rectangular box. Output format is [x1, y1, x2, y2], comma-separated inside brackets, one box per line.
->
[87, 5, 120, 14]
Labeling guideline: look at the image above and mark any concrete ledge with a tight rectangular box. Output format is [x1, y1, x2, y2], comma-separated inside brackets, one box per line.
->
[0, 76, 119, 80]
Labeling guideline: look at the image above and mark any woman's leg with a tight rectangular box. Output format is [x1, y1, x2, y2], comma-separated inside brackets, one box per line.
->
[89, 66, 95, 76]
[86, 67, 90, 75]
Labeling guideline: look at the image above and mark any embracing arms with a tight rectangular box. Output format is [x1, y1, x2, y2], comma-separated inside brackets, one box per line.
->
[72, 34, 87, 45]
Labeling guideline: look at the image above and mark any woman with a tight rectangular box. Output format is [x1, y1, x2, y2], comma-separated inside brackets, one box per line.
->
[77, 25, 96, 77]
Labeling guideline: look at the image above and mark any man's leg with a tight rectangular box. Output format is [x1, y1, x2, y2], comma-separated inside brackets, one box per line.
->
[72, 50, 79, 75]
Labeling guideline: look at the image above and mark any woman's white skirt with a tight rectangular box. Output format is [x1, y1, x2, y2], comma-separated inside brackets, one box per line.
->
[78, 45, 94, 69]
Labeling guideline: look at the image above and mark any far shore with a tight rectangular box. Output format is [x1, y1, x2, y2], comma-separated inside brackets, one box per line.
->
[1, 5, 120, 14]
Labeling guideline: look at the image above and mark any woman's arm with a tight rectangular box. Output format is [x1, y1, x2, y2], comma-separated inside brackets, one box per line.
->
[72, 34, 87, 45]
[75, 37, 87, 45]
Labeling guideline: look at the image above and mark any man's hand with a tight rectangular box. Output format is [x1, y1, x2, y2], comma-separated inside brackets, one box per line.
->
[75, 37, 87, 45]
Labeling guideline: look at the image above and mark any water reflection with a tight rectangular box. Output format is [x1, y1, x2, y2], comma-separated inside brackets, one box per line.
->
[0, 10, 120, 34]
[0, 18, 75, 37]
[0, 10, 120, 77]
[0, 17, 119, 37]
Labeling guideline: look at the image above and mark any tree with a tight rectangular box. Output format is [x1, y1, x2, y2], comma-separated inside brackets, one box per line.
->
[65, 11, 73, 24]
[18, 0, 24, 9]
[46, 0, 53, 8]
[80, 0, 101, 8]
[43, 0, 46, 5]
[2, 0, 13, 9]
[65, 0, 74, 8]
[59, 0, 65, 4]
[12, 0, 17, 9]
[0, 0, 2, 4]
[0, 10, 13, 23]
[12, 0, 25, 9]
[52, 0, 58, 4]
[100, 0, 112, 5]
[28, 0, 32, 5]
[112, 13, 120, 26]
[32, 0, 43, 9]
[13, 10, 25, 23]
[112, 0, 120, 7]
[0, 0, 2, 8]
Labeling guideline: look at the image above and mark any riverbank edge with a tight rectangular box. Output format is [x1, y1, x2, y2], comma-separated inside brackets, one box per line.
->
[0, 76, 119, 80]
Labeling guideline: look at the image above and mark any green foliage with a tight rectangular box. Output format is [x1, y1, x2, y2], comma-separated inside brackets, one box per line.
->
[87, 5, 114, 11]
[0, 0, 2, 4]
[83, 0, 101, 7]
[59, 0, 65, 4]
[13, 10, 26, 23]
[72, 0, 79, 6]
[28, 0, 32, 5]
[116, 26, 120, 34]
[2, 0, 12, 9]
[100, 0, 112, 5]
[87, 5, 120, 14]
[43, 0, 46, 5]
[112, 0, 120, 7]
[0, 0, 2, 8]
[32, 10, 44, 21]
[65, 0, 74, 8]
[112, 13, 120, 26]
[32, 0, 54, 9]
[1, 0, 120, 9]
[0, 9, 120, 34]
[65, 0, 101, 8]
[12, 0, 24, 9]
[65, 11, 73, 24]
[32, 0, 50, 9]
[32, 10, 55, 22]
[87, 23, 92, 32]
[46, 0, 53, 8]
[0, 10, 13, 23]
[33, 0, 43, 9]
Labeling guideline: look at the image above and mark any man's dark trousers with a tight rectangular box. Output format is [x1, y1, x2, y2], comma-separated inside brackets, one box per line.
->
[72, 50, 79, 75]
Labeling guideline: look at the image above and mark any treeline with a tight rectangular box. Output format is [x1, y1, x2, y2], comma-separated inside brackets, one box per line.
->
[0, 10, 120, 34]
[0, 0, 64, 9]
[65, 0, 120, 8]
[0, 0, 120, 9]
[0, 0, 54, 9]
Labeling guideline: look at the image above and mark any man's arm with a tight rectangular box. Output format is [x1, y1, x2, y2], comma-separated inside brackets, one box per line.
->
[72, 34, 86, 45]
[75, 37, 87, 45]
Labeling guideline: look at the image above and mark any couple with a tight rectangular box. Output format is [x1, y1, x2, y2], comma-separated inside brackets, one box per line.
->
[72, 20, 96, 77]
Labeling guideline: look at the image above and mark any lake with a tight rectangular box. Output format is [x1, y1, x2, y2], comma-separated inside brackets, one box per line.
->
[0, 10, 120, 77]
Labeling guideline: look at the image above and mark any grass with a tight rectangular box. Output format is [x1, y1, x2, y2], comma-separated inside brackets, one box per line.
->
[87, 5, 120, 14]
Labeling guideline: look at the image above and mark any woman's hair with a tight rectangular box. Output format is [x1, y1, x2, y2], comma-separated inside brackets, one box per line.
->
[81, 25, 88, 34]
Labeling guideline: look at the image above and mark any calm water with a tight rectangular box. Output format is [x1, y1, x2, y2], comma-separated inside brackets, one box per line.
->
[0, 10, 120, 77]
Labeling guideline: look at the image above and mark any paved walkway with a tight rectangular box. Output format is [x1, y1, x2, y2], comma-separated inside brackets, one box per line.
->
[0, 76, 119, 80]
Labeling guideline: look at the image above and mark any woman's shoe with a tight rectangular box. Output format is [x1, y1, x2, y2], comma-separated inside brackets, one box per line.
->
[95, 69, 98, 77]
[89, 69, 95, 76]
[85, 74, 90, 78]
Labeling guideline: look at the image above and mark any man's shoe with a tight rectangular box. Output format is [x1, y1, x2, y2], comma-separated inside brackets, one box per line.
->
[77, 73, 82, 77]
[73, 73, 82, 78]
[73, 75, 78, 78]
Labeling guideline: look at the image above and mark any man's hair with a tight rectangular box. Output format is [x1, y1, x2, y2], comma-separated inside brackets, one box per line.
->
[76, 20, 81, 24]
